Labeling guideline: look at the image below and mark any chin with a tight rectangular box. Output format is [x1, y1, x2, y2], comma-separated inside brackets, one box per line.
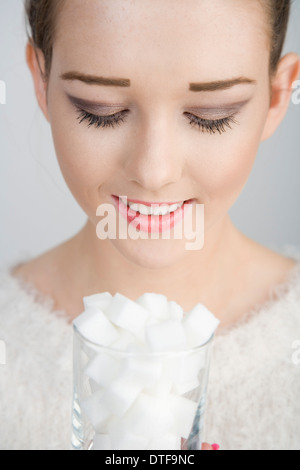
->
[110, 237, 189, 270]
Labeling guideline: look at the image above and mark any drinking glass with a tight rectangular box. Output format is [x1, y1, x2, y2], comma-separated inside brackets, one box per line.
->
[71, 324, 213, 450]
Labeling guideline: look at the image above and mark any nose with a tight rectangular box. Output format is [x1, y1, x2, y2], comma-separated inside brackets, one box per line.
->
[123, 112, 184, 192]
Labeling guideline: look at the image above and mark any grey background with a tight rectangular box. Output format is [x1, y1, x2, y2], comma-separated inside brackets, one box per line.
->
[0, 0, 299, 270]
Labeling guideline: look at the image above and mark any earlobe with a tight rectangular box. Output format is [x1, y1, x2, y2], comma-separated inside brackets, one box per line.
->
[261, 53, 300, 142]
[26, 41, 50, 122]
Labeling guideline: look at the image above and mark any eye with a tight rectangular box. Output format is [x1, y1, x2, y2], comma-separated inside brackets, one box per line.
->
[76, 107, 130, 129]
[184, 112, 238, 135]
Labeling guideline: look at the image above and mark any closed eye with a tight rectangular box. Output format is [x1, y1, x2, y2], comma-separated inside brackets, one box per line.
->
[75, 107, 130, 129]
[74, 105, 239, 135]
[184, 112, 239, 135]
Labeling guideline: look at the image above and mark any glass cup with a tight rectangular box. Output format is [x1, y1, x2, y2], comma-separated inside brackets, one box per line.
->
[71, 323, 213, 451]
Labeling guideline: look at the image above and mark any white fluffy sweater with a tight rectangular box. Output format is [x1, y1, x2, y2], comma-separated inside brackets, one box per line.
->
[0, 247, 300, 450]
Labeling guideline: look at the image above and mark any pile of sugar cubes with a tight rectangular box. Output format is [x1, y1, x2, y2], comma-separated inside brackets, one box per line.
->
[73, 292, 219, 450]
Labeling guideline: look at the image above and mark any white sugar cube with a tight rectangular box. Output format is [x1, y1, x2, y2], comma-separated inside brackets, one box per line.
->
[183, 304, 219, 347]
[83, 292, 112, 312]
[101, 374, 142, 416]
[172, 377, 199, 396]
[164, 351, 204, 395]
[136, 293, 170, 321]
[81, 389, 111, 433]
[73, 306, 119, 346]
[145, 375, 173, 397]
[168, 301, 184, 321]
[145, 319, 187, 352]
[89, 378, 101, 394]
[84, 352, 121, 387]
[92, 434, 112, 450]
[147, 433, 181, 450]
[108, 419, 149, 450]
[110, 330, 137, 351]
[168, 395, 198, 439]
[106, 293, 149, 338]
[122, 355, 162, 388]
[121, 393, 174, 439]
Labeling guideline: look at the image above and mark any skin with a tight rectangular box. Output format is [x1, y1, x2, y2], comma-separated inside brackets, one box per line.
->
[20, 0, 300, 327]
[16, 0, 299, 450]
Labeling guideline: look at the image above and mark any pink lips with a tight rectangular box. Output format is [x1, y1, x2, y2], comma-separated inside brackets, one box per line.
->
[112, 195, 194, 234]
[119, 198, 186, 207]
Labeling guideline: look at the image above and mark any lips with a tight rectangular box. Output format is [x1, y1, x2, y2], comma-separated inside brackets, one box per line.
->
[119, 197, 184, 216]
[112, 195, 194, 234]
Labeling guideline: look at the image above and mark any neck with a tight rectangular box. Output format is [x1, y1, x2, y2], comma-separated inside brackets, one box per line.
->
[70, 215, 243, 315]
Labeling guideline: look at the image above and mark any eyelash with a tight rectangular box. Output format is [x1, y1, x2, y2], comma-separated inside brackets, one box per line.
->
[75, 107, 238, 135]
[184, 113, 238, 135]
[76, 108, 129, 129]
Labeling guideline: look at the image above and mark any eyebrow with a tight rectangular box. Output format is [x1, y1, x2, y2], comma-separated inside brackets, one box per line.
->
[189, 77, 257, 92]
[60, 72, 256, 92]
[60, 72, 131, 87]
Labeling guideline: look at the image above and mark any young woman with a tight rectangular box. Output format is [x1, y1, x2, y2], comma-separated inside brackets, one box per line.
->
[0, 0, 299, 450]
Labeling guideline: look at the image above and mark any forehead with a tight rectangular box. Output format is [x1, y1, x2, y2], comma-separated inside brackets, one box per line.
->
[53, 0, 269, 88]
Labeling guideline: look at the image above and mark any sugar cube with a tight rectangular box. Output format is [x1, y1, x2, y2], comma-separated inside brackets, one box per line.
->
[92, 433, 112, 450]
[101, 373, 142, 416]
[73, 306, 119, 346]
[145, 319, 187, 352]
[107, 419, 149, 450]
[147, 433, 181, 450]
[168, 300, 184, 321]
[83, 292, 112, 312]
[106, 293, 149, 338]
[121, 393, 174, 439]
[81, 389, 111, 433]
[168, 395, 198, 439]
[136, 293, 170, 321]
[84, 352, 121, 387]
[122, 354, 162, 388]
[183, 304, 220, 347]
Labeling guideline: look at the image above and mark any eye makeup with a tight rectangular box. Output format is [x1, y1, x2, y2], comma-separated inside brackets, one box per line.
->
[66, 94, 250, 135]
[185, 113, 238, 135]
[183, 99, 250, 135]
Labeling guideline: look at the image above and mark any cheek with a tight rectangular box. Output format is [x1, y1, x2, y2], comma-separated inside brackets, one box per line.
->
[49, 113, 120, 214]
[47, 85, 125, 214]
[192, 100, 269, 211]
[192, 132, 262, 213]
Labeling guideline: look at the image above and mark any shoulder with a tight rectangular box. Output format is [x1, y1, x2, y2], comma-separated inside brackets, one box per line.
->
[0, 262, 73, 450]
[221, 233, 300, 328]
[246, 241, 300, 311]
[237, 234, 300, 292]
[11, 246, 63, 299]
[0, 266, 29, 311]
[0, 237, 75, 327]
[7, 237, 82, 320]
[10, 237, 75, 313]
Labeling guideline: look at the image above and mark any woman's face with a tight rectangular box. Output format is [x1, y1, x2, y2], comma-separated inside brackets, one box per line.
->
[44, 0, 271, 268]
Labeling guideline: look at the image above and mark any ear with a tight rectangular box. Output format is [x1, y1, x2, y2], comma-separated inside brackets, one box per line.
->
[26, 41, 50, 122]
[261, 52, 300, 141]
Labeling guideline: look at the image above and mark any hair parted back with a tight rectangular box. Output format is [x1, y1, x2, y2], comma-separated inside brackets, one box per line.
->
[24, 0, 64, 80]
[24, 0, 292, 81]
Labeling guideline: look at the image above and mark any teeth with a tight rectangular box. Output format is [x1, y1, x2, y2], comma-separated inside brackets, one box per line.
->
[119, 198, 184, 216]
